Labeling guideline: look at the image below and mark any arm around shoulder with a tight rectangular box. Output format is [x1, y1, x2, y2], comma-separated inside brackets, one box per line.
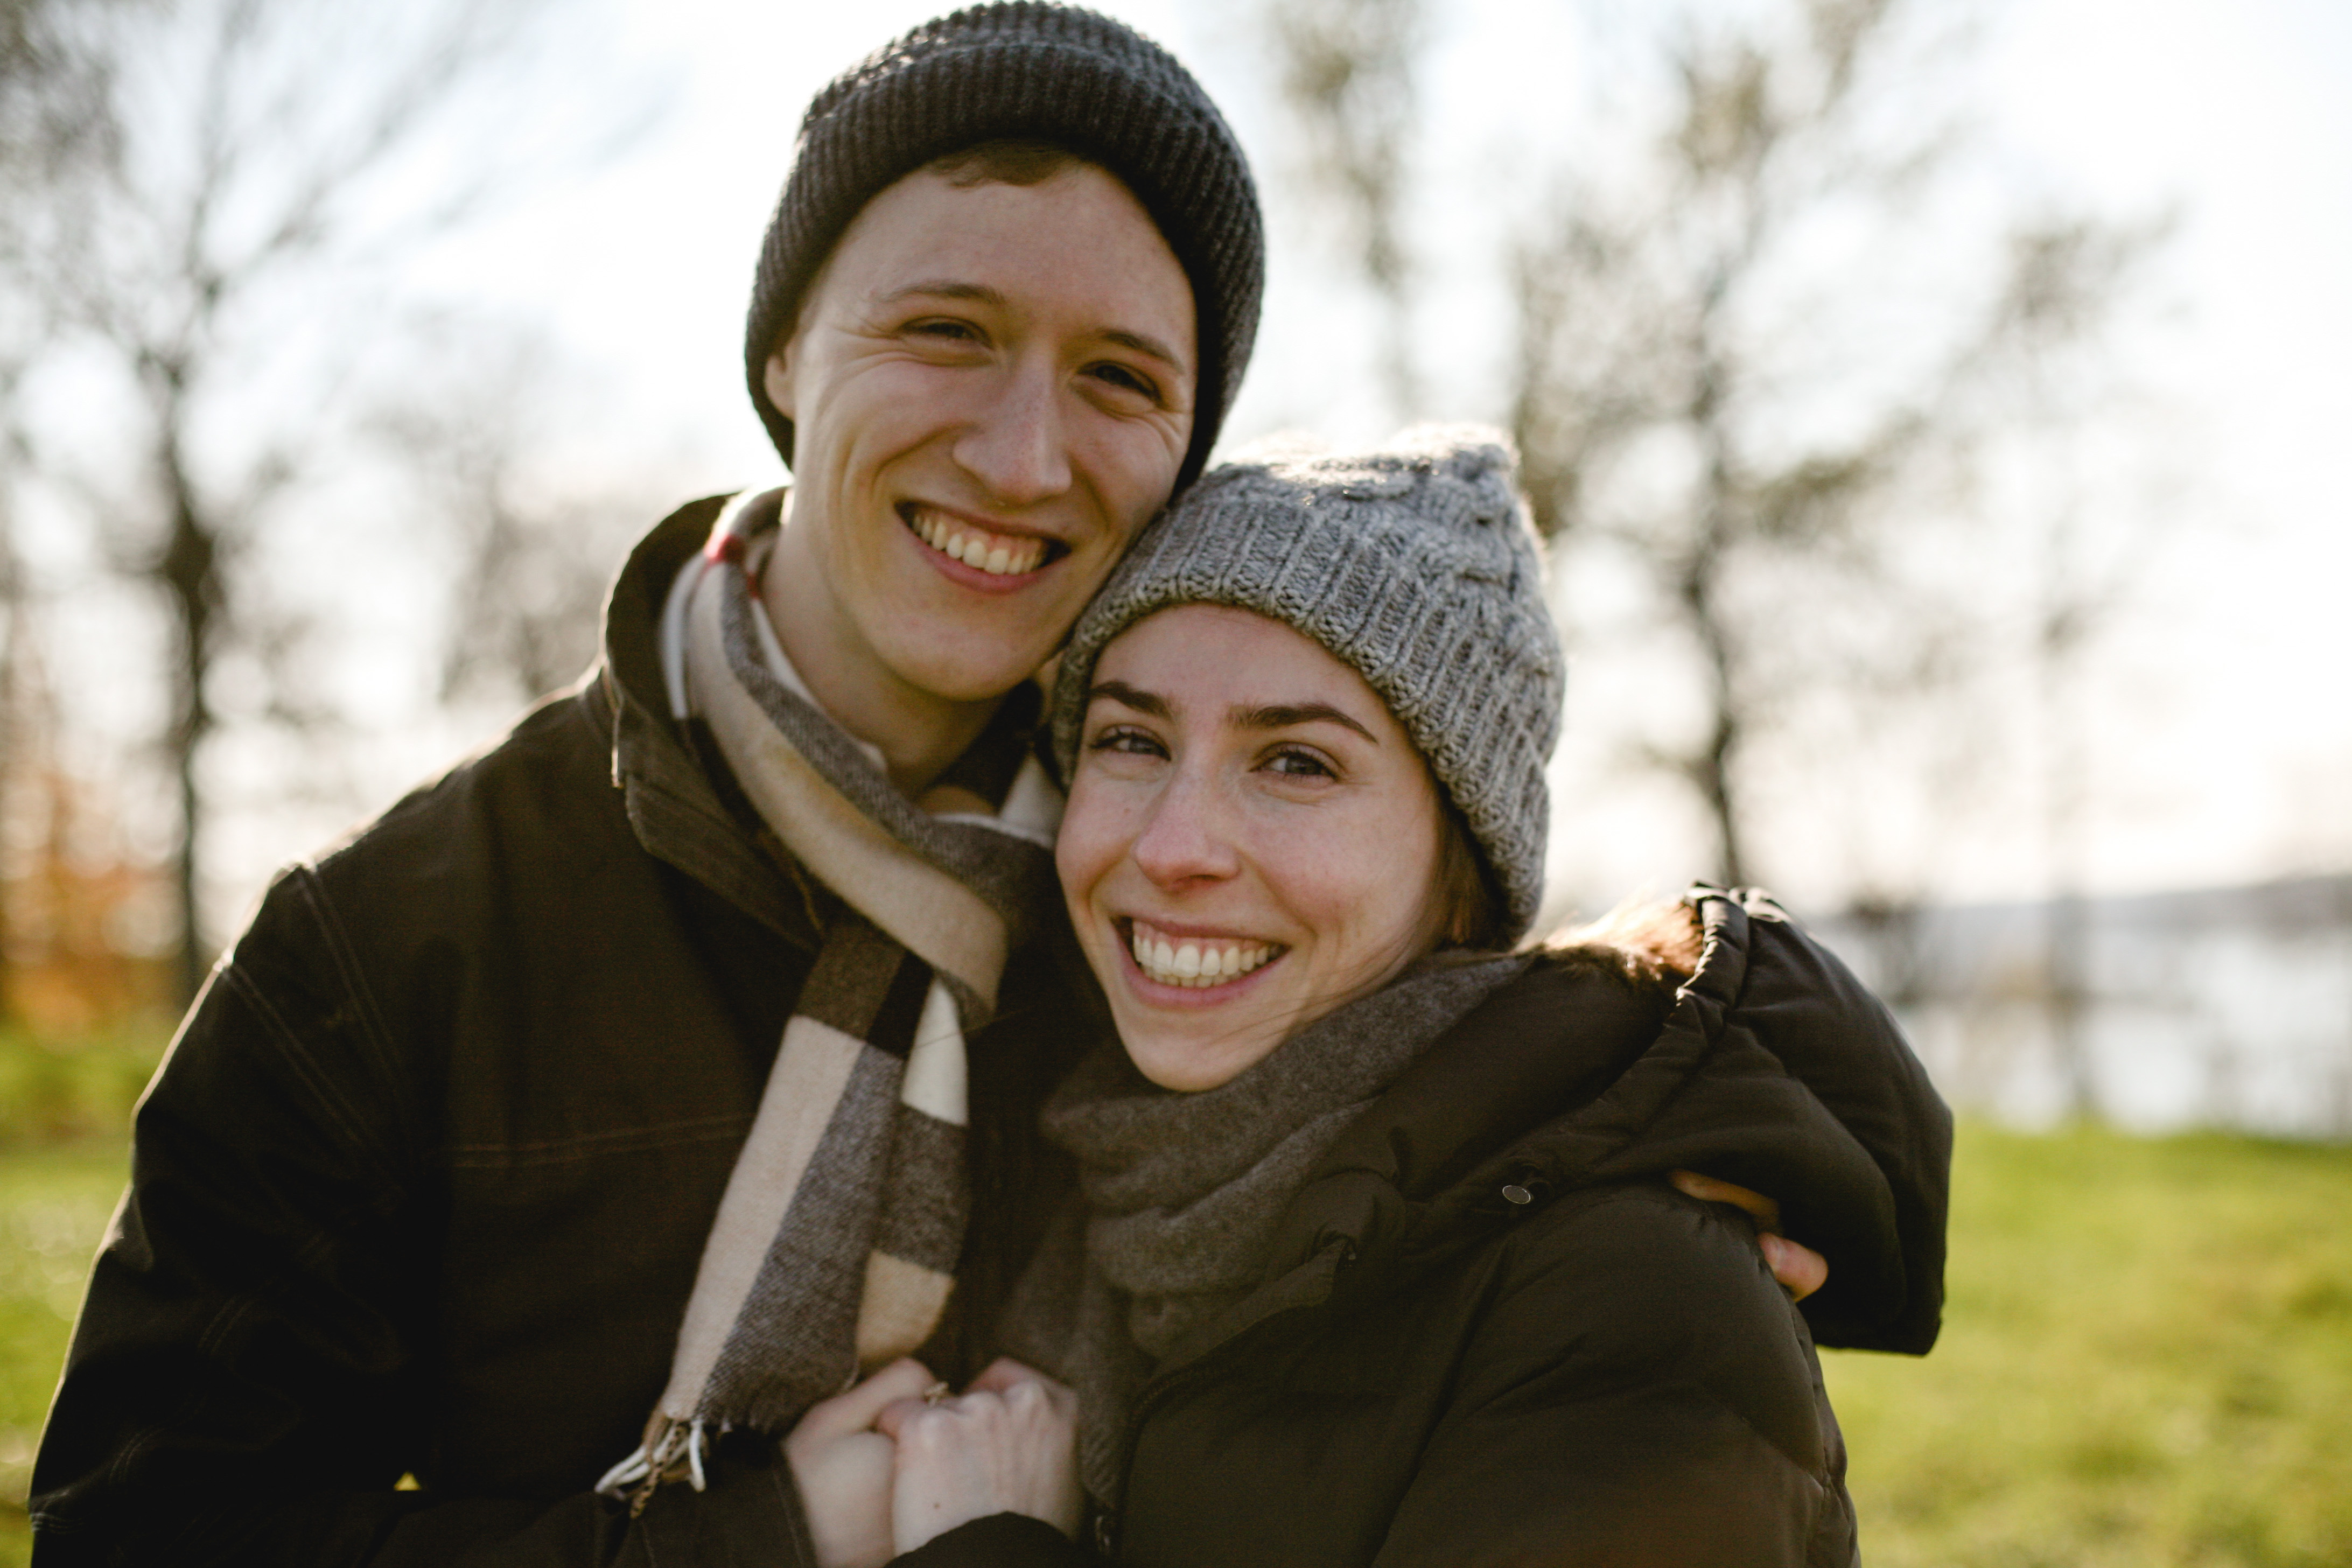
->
[1373, 1184, 1856, 1568]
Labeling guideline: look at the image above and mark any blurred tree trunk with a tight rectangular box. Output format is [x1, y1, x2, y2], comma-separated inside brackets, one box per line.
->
[12, 0, 542, 1002]
[1275, 0, 2161, 894]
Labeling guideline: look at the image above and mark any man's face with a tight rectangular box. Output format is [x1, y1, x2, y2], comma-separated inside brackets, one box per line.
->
[764, 162, 1198, 706]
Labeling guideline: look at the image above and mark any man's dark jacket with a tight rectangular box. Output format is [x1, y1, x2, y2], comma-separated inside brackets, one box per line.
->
[30, 499, 1091, 1565]
[911, 890, 1952, 1568]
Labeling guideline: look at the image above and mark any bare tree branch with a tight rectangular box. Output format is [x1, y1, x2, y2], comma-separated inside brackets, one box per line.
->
[6, 0, 568, 1000]
[1268, 0, 1425, 420]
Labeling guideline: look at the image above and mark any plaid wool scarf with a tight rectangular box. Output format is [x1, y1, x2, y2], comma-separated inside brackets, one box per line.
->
[598, 489, 1061, 1508]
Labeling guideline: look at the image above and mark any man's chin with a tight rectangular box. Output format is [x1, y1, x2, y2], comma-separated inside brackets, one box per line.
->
[884, 641, 1058, 708]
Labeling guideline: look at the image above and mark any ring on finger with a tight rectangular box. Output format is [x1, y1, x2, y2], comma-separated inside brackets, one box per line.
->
[922, 1381, 953, 1406]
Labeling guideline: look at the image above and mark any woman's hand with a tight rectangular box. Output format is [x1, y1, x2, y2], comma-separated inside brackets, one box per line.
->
[785, 1357, 940, 1568]
[1669, 1170, 1830, 1301]
[877, 1357, 1084, 1554]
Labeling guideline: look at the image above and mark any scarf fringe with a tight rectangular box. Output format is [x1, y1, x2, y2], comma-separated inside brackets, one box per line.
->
[595, 1415, 711, 1515]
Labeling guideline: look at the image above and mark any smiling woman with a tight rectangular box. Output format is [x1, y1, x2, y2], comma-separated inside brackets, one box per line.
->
[829, 425, 1952, 1567]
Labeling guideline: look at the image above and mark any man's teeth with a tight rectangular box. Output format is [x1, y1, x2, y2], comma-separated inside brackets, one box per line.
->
[1128, 922, 1279, 989]
[908, 509, 1046, 576]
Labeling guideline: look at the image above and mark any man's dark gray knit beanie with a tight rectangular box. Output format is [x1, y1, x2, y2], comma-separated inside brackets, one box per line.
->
[744, 2, 1263, 491]
[1051, 427, 1565, 942]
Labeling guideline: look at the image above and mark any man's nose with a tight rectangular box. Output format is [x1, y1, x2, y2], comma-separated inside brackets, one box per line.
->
[1129, 770, 1240, 890]
[954, 357, 1073, 506]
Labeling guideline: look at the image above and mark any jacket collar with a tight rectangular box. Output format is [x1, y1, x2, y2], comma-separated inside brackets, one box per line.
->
[1156, 888, 1950, 1378]
[584, 492, 821, 948]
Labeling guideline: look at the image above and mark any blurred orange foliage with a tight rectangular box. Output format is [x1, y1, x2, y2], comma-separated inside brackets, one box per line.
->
[2, 765, 174, 1036]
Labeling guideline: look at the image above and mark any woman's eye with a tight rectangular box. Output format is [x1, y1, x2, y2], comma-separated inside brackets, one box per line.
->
[1261, 746, 1335, 780]
[1087, 725, 1166, 759]
[908, 318, 982, 344]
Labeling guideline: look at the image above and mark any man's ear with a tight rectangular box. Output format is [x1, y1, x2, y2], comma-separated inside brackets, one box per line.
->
[762, 347, 796, 421]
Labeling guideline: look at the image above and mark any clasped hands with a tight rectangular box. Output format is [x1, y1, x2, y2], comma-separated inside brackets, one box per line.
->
[784, 1355, 1082, 1568]
[782, 1172, 1819, 1568]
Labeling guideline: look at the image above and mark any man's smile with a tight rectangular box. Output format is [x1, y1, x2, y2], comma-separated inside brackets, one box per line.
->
[900, 502, 1057, 578]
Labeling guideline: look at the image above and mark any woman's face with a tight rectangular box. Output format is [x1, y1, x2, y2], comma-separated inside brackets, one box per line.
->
[1056, 605, 1451, 1091]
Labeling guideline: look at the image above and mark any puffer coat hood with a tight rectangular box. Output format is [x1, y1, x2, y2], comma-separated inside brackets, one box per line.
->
[1254, 885, 1951, 1360]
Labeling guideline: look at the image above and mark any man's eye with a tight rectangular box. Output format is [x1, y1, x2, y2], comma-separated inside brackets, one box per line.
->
[1087, 361, 1160, 401]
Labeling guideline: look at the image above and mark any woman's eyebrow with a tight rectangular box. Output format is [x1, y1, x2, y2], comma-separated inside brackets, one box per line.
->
[1233, 702, 1378, 744]
[1089, 680, 1170, 718]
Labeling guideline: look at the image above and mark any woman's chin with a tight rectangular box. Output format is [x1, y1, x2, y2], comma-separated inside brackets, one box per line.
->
[1115, 1011, 1290, 1094]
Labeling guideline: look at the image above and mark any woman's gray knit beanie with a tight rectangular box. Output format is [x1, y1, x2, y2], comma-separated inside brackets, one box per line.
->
[744, 2, 1263, 492]
[1051, 426, 1564, 942]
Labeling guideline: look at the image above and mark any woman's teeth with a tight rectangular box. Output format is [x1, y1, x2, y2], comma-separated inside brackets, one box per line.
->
[1129, 921, 1279, 989]
[907, 508, 1046, 577]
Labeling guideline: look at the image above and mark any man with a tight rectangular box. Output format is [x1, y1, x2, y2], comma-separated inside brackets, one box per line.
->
[31, 7, 1821, 1564]
[33, 9, 1258, 1564]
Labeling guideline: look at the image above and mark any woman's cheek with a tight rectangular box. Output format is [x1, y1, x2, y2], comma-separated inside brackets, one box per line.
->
[1056, 777, 1139, 911]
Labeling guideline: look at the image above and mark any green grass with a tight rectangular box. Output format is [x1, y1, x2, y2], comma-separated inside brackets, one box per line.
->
[0, 1139, 128, 1567]
[0, 1123, 2344, 1565]
[0, 1020, 168, 1146]
[1828, 1123, 2352, 1566]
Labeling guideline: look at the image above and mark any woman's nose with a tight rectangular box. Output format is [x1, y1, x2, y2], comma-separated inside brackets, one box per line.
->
[954, 358, 1072, 506]
[1129, 771, 1240, 890]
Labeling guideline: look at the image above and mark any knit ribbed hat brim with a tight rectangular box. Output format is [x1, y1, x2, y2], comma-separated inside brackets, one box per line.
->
[1051, 427, 1565, 941]
[744, 4, 1262, 491]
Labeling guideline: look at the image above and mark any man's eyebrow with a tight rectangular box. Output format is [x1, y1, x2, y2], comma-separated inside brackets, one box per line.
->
[1100, 328, 1188, 373]
[1088, 680, 1170, 719]
[878, 279, 1007, 308]
[1234, 703, 1379, 744]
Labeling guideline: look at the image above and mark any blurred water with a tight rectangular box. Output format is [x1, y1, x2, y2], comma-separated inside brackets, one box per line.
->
[1815, 874, 2352, 1139]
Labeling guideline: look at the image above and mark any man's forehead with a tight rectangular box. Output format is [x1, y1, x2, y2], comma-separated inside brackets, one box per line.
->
[822, 173, 1198, 363]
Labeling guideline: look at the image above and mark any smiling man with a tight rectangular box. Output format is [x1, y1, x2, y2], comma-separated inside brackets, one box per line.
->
[30, 8, 1261, 1566]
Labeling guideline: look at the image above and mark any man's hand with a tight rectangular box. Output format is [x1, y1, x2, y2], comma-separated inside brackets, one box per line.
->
[1669, 1170, 1830, 1301]
[878, 1357, 1083, 1555]
[785, 1357, 939, 1568]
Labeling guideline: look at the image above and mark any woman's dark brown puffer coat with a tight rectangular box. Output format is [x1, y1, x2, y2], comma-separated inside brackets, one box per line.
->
[909, 887, 1951, 1568]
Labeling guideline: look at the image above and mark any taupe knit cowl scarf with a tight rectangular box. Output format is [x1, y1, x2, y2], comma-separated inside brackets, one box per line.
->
[1002, 953, 1531, 1506]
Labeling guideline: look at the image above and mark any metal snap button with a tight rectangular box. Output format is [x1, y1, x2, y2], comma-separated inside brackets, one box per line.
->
[1501, 1184, 1533, 1205]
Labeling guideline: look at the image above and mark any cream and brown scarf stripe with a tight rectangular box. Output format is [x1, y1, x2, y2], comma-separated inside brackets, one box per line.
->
[599, 489, 1061, 1508]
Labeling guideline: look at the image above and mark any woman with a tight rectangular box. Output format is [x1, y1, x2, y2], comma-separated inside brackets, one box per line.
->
[796, 430, 1950, 1566]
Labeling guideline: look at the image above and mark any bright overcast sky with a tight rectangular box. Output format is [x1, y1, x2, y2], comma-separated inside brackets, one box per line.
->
[406, 0, 2351, 904]
[43, 0, 2334, 920]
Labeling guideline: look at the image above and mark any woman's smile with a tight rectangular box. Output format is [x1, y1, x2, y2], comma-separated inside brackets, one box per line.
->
[1118, 918, 1286, 992]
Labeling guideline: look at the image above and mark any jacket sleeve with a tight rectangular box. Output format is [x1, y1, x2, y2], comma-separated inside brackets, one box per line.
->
[27, 869, 815, 1568]
[891, 1514, 1095, 1567]
[1371, 1186, 1856, 1568]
